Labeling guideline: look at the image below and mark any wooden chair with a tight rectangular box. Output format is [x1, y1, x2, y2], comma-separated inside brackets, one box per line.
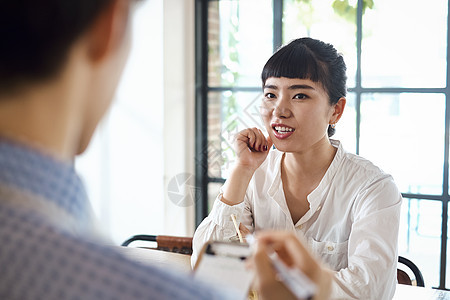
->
[122, 234, 193, 255]
[397, 256, 425, 287]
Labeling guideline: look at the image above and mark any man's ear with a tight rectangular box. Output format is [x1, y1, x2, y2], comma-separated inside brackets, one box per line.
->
[331, 97, 346, 124]
[87, 0, 131, 62]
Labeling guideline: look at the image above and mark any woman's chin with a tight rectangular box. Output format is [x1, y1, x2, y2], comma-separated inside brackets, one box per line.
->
[271, 142, 292, 153]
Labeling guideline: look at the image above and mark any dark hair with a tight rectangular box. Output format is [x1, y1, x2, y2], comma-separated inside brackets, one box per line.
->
[0, 0, 115, 93]
[261, 37, 347, 137]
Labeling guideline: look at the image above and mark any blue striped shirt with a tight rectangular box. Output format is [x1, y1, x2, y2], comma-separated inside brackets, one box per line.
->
[0, 139, 235, 300]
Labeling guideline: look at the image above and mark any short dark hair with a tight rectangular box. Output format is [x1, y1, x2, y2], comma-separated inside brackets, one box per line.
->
[261, 37, 347, 137]
[0, 0, 114, 93]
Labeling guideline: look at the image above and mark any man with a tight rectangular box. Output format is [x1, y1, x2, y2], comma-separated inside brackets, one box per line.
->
[0, 0, 235, 299]
[0, 0, 331, 299]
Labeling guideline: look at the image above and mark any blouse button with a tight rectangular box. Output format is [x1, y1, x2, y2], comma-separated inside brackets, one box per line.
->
[298, 224, 303, 229]
[327, 245, 334, 251]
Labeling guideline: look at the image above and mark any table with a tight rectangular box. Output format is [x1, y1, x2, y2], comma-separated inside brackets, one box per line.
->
[118, 247, 450, 299]
[393, 284, 450, 299]
[118, 246, 192, 273]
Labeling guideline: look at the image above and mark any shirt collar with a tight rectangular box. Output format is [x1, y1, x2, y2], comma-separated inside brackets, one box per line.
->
[267, 139, 345, 225]
[267, 150, 284, 197]
[307, 139, 344, 207]
[0, 138, 91, 225]
[266, 150, 293, 223]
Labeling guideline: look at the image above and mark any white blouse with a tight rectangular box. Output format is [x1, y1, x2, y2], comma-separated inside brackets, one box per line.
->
[192, 140, 402, 299]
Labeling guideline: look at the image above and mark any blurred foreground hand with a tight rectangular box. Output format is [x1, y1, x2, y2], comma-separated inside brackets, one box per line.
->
[251, 231, 332, 300]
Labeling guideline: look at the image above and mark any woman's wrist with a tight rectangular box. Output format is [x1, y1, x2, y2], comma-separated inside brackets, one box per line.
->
[220, 164, 255, 206]
[233, 163, 258, 176]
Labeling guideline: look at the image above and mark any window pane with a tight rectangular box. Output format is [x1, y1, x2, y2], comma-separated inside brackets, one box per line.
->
[359, 93, 444, 195]
[333, 92, 357, 153]
[208, 0, 273, 87]
[76, 1, 165, 244]
[399, 199, 441, 287]
[282, 0, 357, 87]
[207, 91, 264, 179]
[362, 0, 447, 88]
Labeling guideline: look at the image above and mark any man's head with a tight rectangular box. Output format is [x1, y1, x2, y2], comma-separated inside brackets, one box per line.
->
[0, 0, 137, 156]
[0, 0, 114, 92]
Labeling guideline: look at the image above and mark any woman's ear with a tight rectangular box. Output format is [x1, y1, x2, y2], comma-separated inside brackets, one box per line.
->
[331, 97, 346, 124]
[86, 0, 132, 63]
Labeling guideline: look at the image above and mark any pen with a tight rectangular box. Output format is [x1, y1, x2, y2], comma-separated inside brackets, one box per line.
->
[230, 214, 244, 243]
[246, 234, 316, 299]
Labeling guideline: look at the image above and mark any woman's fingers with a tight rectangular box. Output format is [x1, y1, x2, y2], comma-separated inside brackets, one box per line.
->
[235, 128, 270, 152]
[244, 128, 261, 151]
[253, 128, 265, 151]
[246, 128, 257, 150]
[239, 223, 251, 237]
[234, 128, 271, 170]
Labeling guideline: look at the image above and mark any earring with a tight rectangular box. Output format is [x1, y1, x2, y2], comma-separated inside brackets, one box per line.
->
[330, 123, 336, 129]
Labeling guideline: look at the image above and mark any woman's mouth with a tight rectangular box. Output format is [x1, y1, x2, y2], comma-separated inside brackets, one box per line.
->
[272, 125, 295, 139]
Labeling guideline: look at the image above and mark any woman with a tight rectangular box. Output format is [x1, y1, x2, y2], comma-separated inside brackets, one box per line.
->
[193, 37, 402, 299]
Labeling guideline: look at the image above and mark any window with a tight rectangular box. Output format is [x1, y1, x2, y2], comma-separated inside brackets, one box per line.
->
[76, 0, 165, 245]
[76, 0, 197, 245]
[195, 0, 450, 289]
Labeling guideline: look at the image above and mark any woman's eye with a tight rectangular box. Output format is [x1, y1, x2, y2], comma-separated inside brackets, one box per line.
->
[294, 93, 308, 100]
[264, 93, 276, 99]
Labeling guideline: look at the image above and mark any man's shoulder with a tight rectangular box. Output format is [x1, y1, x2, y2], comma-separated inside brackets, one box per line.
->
[0, 206, 231, 300]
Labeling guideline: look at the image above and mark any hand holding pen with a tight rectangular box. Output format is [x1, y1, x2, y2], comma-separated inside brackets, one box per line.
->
[249, 231, 333, 300]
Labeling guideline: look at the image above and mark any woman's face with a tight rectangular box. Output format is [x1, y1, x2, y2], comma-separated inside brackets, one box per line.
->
[261, 76, 340, 153]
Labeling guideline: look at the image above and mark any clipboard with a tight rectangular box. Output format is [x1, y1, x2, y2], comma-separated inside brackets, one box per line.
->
[193, 239, 316, 300]
[193, 241, 254, 300]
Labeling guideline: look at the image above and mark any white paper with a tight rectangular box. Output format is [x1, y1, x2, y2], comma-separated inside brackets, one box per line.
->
[194, 250, 254, 299]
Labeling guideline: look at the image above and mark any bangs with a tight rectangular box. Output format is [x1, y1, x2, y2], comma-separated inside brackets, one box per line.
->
[261, 42, 327, 86]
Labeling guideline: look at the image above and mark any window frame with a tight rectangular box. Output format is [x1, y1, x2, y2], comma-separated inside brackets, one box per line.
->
[195, 0, 450, 289]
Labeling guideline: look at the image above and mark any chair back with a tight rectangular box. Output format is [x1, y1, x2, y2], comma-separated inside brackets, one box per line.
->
[122, 234, 193, 255]
[397, 256, 425, 287]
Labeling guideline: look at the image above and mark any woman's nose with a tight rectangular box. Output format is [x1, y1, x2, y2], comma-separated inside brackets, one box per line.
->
[274, 98, 291, 118]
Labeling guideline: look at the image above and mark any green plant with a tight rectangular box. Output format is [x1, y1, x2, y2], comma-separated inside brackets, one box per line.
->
[222, 4, 240, 133]
[332, 0, 374, 23]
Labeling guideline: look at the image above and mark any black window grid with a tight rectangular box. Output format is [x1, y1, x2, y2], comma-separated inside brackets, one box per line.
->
[195, 0, 450, 289]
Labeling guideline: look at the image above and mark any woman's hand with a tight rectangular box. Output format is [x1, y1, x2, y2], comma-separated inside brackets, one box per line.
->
[220, 128, 273, 206]
[234, 128, 273, 172]
[251, 231, 332, 300]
